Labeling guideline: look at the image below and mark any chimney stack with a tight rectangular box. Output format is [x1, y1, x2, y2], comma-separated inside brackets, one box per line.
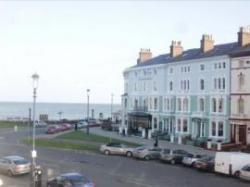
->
[137, 48, 152, 64]
[200, 34, 214, 53]
[238, 26, 250, 47]
[170, 41, 183, 57]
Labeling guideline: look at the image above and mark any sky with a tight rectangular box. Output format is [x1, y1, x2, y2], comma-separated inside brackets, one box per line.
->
[0, 1, 249, 104]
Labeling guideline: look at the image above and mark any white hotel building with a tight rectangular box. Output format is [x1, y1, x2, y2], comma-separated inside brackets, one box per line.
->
[120, 26, 250, 145]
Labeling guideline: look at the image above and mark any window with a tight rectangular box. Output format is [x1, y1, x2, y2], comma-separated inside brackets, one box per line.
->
[154, 98, 158, 110]
[199, 98, 205, 112]
[149, 98, 153, 110]
[169, 81, 173, 91]
[214, 78, 217, 89]
[222, 78, 226, 90]
[154, 69, 157, 75]
[181, 80, 183, 90]
[218, 63, 221, 69]
[177, 119, 181, 132]
[134, 99, 138, 109]
[143, 99, 147, 109]
[200, 64, 205, 71]
[223, 62, 226, 68]
[214, 63, 217, 69]
[218, 98, 223, 113]
[187, 66, 190, 72]
[212, 121, 216, 136]
[183, 98, 188, 111]
[124, 99, 127, 108]
[238, 98, 244, 114]
[218, 122, 224, 136]
[239, 60, 244, 67]
[154, 118, 157, 129]
[166, 98, 170, 111]
[212, 98, 216, 112]
[200, 79, 204, 90]
[178, 98, 182, 111]
[238, 72, 244, 90]
[218, 78, 221, 89]
[187, 80, 190, 90]
[183, 119, 188, 132]
[184, 80, 186, 90]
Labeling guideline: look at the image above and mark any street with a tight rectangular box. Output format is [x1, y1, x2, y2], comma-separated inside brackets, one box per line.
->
[0, 128, 249, 187]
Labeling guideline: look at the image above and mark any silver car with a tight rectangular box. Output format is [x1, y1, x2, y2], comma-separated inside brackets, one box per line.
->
[0, 155, 31, 176]
[182, 154, 207, 167]
[100, 143, 134, 157]
[239, 164, 250, 181]
[133, 146, 162, 160]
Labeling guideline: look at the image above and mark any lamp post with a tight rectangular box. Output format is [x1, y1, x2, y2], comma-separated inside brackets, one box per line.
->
[111, 93, 114, 122]
[86, 89, 90, 135]
[57, 111, 63, 122]
[31, 73, 39, 186]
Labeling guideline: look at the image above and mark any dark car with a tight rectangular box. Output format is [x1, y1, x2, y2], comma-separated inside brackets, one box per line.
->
[193, 156, 215, 172]
[160, 149, 190, 164]
[47, 172, 95, 187]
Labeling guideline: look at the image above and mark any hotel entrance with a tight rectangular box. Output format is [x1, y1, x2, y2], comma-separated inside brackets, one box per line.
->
[128, 112, 152, 138]
[231, 122, 248, 145]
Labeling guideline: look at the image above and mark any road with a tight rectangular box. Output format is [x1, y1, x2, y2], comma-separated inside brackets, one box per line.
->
[0, 128, 249, 187]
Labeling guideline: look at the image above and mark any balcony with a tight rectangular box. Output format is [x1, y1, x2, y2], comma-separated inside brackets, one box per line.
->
[133, 106, 148, 112]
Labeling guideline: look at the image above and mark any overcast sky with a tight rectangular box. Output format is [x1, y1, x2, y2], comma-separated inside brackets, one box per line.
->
[0, 1, 249, 104]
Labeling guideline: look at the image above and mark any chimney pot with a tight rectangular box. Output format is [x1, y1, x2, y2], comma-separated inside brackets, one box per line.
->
[170, 40, 183, 57]
[238, 25, 250, 47]
[200, 34, 214, 53]
[137, 48, 152, 64]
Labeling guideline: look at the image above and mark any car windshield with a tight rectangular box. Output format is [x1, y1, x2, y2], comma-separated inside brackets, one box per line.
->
[70, 176, 89, 185]
[13, 159, 29, 165]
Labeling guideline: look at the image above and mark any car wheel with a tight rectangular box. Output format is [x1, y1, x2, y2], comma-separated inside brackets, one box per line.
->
[7, 170, 13, 177]
[191, 162, 195, 167]
[47, 183, 51, 187]
[104, 150, 110, 155]
[170, 159, 176, 165]
[144, 155, 150, 161]
[234, 171, 240, 178]
[126, 151, 133, 157]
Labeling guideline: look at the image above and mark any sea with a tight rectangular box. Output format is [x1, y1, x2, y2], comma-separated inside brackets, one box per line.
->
[0, 102, 121, 121]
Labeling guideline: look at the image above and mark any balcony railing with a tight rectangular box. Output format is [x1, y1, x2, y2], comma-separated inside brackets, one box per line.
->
[133, 106, 148, 112]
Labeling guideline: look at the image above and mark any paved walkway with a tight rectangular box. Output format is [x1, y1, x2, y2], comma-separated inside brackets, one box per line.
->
[89, 127, 215, 156]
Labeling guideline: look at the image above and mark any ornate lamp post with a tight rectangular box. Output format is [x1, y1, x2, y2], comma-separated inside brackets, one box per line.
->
[31, 73, 39, 186]
[86, 89, 90, 135]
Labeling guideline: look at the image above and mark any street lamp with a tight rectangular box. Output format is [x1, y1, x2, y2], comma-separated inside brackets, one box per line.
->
[31, 73, 39, 186]
[111, 93, 114, 122]
[86, 89, 90, 135]
[57, 111, 63, 121]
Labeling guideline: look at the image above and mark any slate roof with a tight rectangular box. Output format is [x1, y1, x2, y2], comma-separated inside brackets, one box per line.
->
[131, 42, 250, 69]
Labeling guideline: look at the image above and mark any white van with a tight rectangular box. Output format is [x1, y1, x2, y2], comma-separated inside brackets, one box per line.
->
[215, 152, 250, 176]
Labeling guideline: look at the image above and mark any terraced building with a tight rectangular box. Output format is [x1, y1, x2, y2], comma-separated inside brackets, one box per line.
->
[120, 26, 250, 145]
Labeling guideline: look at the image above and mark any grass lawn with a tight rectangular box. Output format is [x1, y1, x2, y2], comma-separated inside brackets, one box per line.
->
[0, 121, 27, 128]
[56, 131, 140, 147]
[23, 138, 99, 152]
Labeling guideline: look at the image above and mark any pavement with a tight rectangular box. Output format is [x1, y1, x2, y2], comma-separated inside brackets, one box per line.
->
[89, 127, 215, 156]
[0, 127, 249, 187]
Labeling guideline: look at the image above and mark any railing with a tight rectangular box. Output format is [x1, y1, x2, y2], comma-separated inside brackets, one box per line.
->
[133, 106, 148, 112]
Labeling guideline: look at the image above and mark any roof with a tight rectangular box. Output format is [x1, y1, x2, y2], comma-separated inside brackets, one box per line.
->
[61, 172, 83, 177]
[131, 42, 250, 69]
[4, 155, 25, 160]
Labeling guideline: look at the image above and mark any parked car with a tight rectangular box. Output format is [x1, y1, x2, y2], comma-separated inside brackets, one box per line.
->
[77, 121, 88, 129]
[160, 149, 190, 164]
[193, 156, 215, 172]
[182, 154, 207, 167]
[47, 172, 95, 187]
[214, 152, 250, 177]
[46, 125, 60, 134]
[100, 143, 134, 157]
[35, 121, 47, 128]
[239, 164, 250, 181]
[133, 146, 162, 160]
[0, 155, 31, 176]
[61, 123, 72, 130]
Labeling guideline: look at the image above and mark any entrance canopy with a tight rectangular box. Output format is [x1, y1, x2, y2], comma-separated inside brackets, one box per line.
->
[128, 112, 152, 129]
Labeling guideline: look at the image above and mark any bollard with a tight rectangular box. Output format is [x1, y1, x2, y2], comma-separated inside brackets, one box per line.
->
[178, 136, 182, 144]
[170, 135, 174, 143]
[217, 142, 222, 151]
[207, 141, 212, 149]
